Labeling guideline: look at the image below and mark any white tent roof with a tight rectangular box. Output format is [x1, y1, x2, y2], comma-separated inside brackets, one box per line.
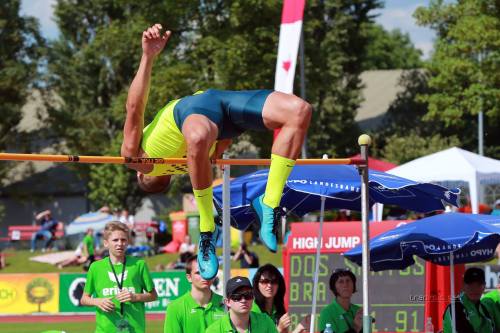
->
[388, 147, 500, 213]
[388, 147, 500, 182]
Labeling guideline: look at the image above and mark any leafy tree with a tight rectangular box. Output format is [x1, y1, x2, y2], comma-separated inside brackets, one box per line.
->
[0, 0, 43, 178]
[414, 0, 500, 157]
[303, 0, 383, 158]
[363, 24, 422, 70]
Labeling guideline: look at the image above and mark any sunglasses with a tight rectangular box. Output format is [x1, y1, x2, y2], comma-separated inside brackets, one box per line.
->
[230, 291, 254, 302]
[259, 278, 278, 285]
[334, 268, 351, 273]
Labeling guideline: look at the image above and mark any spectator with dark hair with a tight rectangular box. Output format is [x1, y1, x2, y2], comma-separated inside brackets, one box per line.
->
[319, 268, 362, 333]
[443, 267, 495, 333]
[232, 243, 259, 268]
[163, 255, 224, 332]
[30, 210, 58, 253]
[252, 264, 290, 333]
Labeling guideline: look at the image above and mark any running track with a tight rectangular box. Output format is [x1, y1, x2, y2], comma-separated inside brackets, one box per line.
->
[0, 313, 164, 323]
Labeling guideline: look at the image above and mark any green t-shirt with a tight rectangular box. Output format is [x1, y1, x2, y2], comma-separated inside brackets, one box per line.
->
[163, 290, 225, 333]
[251, 302, 278, 324]
[482, 290, 500, 330]
[83, 234, 94, 256]
[319, 298, 361, 333]
[206, 311, 278, 333]
[83, 256, 155, 333]
[443, 292, 495, 333]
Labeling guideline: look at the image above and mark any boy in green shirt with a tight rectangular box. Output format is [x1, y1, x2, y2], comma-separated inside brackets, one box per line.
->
[164, 255, 225, 332]
[206, 276, 278, 333]
[81, 222, 157, 333]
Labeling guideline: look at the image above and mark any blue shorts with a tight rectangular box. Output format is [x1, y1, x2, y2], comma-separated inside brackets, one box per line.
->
[173, 89, 273, 139]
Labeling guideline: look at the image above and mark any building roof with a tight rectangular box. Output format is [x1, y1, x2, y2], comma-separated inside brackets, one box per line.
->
[356, 69, 406, 130]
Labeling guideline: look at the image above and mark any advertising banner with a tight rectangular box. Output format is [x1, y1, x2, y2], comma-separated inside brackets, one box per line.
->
[59, 271, 191, 313]
[0, 273, 59, 314]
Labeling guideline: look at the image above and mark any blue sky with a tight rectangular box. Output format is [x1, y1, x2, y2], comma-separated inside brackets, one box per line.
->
[21, 0, 443, 58]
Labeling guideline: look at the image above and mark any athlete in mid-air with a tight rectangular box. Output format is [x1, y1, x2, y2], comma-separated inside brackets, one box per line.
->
[121, 24, 312, 280]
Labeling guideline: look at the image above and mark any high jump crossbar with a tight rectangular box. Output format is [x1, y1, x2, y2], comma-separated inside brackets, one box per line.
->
[0, 153, 365, 166]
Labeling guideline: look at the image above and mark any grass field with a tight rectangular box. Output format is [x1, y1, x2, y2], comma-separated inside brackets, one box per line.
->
[0, 245, 283, 274]
[0, 319, 164, 333]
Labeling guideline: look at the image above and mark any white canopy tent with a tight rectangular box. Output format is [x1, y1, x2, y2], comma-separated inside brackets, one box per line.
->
[388, 147, 500, 214]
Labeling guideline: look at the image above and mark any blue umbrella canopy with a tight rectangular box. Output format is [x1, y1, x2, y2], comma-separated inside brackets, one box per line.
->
[213, 164, 460, 230]
[344, 213, 500, 271]
[66, 211, 115, 235]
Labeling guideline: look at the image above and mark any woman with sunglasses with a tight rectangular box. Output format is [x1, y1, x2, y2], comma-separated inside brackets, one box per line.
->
[252, 264, 291, 333]
[319, 268, 363, 333]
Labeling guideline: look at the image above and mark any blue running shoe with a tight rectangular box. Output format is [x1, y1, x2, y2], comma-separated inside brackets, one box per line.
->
[251, 194, 281, 253]
[197, 225, 220, 280]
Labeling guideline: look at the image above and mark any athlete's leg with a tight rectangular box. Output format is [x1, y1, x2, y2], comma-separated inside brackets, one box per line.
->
[252, 92, 312, 252]
[182, 114, 219, 279]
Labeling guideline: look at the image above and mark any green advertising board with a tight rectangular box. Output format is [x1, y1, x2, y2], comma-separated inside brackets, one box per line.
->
[59, 271, 191, 313]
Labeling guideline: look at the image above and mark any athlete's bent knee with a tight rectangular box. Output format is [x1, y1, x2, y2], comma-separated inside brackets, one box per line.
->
[287, 99, 312, 127]
[185, 130, 209, 146]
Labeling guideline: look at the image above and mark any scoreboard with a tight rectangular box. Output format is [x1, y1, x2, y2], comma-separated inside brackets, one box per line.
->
[284, 221, 425, 332]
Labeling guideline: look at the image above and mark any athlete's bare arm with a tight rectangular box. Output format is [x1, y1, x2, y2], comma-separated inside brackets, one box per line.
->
[121, 24, 171, 173]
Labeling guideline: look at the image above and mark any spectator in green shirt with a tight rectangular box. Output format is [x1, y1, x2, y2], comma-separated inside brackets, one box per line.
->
[58, 228, 95, 270]
[443, 267, 495, 333]
[206, 276, 278, 333]
[319, 268, 362, 333]
[252, 264, 291, 332]
[81, 222, 157, 333]
[482, 283, 500, 331]
[164, 255, 225, 332]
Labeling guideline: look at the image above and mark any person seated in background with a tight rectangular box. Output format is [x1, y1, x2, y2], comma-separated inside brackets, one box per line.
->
[252, 264, 291, 333]
[119, 209, 136, 230]
[491, 200, 500, 216]
[232, 243, 259, 268]
[319, 268, 363, 333]
[30, 210, 59, 253]
[443, 267, 495, 333]
[167, 235, 196, 269]
[58, 228, 95, 270]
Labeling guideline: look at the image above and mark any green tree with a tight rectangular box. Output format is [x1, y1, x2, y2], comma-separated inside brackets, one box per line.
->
[303, 0, 383, 158]
[414, 0, 500, 157]
[0, 0, 43, 179]
[363, 24, 422, 70]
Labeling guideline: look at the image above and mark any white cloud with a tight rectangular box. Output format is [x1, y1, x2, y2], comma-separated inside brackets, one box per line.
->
[21, 0, 58, 39]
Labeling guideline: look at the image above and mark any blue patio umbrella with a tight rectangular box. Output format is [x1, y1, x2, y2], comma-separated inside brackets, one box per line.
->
[344, 213, 500, 333]
[66, 211, 115, 235]
[213, 164, 460, 230]
[344, 213, 500, 271]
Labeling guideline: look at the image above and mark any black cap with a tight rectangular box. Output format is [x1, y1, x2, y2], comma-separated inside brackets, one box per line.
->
[463, 267, 485, 284]
[226, 276, 252, 297]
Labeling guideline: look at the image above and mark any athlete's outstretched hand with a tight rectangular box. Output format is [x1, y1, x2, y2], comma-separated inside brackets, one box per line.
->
[142, 23, 171, 58]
